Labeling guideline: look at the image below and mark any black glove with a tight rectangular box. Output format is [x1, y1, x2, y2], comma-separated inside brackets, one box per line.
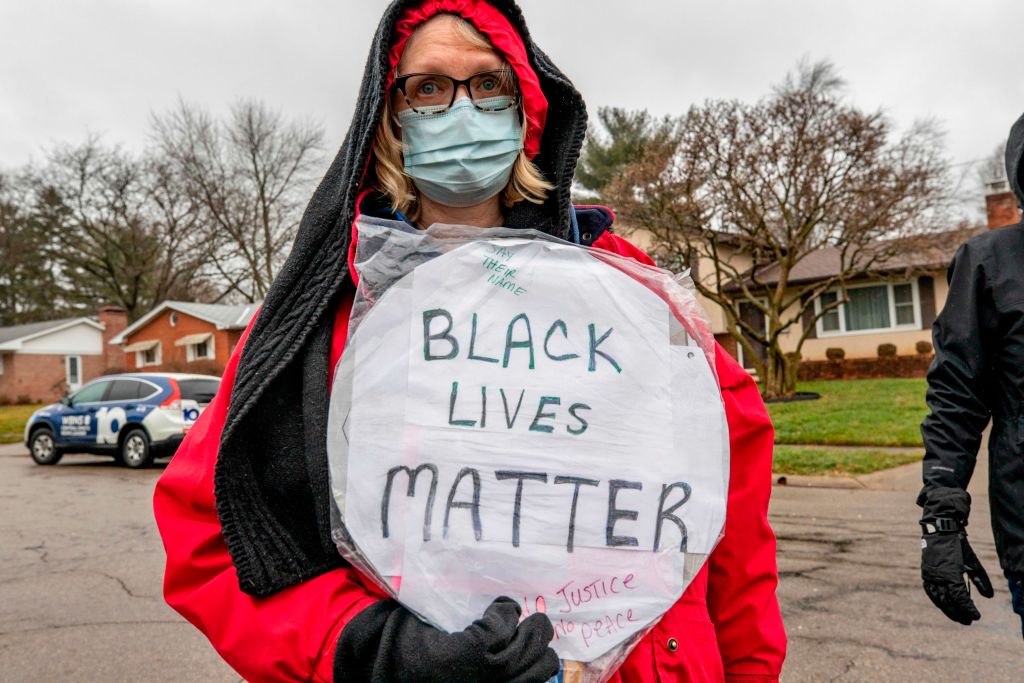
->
[920, 487, 994, 625]
[334, 596, 560, 683]
[1008, 572, 1024, 639]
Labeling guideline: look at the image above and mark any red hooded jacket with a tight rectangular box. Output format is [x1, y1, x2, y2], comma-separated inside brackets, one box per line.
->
[153, 2, 785, 680]
[154, 225, 785, 683]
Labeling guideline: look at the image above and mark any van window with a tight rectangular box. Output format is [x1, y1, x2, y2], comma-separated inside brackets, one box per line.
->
[71, 381, 111, 404]
[106, 380, 149, 401]
[178, 378, 220, 404]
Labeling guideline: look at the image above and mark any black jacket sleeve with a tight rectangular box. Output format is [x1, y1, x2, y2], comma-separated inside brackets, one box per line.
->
[919, 242, 996, 505]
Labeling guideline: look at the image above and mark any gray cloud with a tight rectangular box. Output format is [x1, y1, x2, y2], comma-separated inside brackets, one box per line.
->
[2, 0, 1021, 193]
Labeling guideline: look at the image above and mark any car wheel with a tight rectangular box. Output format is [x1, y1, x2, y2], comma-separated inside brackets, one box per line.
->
[29, 428, 63, 465]
[119, 428, 154, 469]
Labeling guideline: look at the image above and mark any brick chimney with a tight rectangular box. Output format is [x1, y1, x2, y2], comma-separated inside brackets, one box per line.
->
[97, 306, 128, 371]
[985, 179, 1022, 229]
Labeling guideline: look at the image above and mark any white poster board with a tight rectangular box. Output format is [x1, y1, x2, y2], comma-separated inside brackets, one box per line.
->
[328, 227, 728, 666]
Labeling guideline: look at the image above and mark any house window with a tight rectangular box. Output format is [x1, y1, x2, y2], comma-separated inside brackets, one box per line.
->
[135, 344, 161, 367]
[893, 283, 916, 326]
[124, 339, 161, 368]
[816, 280, 920, 336]
[189, 338, 214, 361]
[844, 285, 891, 331]
[180, 334, 215, 362]
[0, 353, 4, 375]
[66, 355, 82, 391]
[818, 291, 841, 333]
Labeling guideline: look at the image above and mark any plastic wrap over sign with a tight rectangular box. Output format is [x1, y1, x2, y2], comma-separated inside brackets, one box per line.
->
[327, 218, 729, 680]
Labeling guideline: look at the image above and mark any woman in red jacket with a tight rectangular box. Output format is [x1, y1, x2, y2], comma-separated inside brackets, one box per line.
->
[154, 1, 787, 681]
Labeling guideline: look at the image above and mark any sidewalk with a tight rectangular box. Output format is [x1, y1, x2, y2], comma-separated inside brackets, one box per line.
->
[773, 444, 986, 496]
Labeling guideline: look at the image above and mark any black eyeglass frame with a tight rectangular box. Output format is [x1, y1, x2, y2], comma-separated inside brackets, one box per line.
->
[390, 68, 521, 114]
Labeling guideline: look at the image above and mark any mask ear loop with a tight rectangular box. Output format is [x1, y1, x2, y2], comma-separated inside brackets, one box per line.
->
[569, 204, 581, 244]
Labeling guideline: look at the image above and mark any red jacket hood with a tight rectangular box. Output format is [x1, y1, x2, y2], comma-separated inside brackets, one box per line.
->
[387, 0, 548, 159]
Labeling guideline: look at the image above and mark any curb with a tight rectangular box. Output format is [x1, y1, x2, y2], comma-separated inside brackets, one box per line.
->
[771, 472, 864, 489]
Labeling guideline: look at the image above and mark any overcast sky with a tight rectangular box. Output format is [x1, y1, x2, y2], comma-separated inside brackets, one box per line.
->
[2, 0, 1021, 207]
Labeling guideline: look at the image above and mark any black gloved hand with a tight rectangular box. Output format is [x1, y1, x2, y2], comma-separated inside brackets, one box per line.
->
[335, 596, 560, 683]
[920, 487, 994, 625]
[1008, 572, 1024, 639]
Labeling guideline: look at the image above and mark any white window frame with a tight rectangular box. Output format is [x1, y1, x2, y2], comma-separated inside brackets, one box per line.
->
[65, 355, 82, 391]
[814, 279, 921, 338]
[136, 343, 162, 367]
[186, 336, 215, 362]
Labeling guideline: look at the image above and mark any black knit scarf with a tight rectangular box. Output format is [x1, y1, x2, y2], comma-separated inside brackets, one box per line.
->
[213, 0, 589, 597]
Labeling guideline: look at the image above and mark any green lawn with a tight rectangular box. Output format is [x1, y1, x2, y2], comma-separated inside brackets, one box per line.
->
[772, 445, 922, 476]
[766, 379, 928, 448]
[0, 404, 43, 444]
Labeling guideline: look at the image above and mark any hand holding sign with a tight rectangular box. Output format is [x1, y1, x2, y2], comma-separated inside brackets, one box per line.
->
[327, 220, 728, 679]
[335, 597, 559, 682]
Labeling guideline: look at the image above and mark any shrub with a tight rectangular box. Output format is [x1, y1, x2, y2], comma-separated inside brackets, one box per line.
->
[825, 347, 846, 361]
[915, 341, 933, 355]
[877, 343, 898, 357]
[0, 394, 11, 406]
[15, 394, 33, 405]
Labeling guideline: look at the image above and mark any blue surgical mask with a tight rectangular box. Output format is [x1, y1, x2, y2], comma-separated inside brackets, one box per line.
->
[397, 96, 523, 208]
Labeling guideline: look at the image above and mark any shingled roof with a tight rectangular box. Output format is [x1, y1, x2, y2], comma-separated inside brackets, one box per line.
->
[732, 226, 986, 288]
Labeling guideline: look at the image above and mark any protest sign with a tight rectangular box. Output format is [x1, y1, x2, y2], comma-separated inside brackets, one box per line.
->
[327, 222, 728, 669]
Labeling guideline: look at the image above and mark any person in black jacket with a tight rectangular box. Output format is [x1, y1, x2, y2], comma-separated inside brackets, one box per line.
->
[919, 112, 1024, 637]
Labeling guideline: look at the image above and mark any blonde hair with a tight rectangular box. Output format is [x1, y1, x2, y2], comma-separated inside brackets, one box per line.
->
[371, 14, 552, 222]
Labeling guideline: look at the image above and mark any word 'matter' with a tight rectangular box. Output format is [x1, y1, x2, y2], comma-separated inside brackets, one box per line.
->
[381, 463, 693, 554]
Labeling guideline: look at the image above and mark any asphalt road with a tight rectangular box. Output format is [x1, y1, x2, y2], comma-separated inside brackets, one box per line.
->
[773, 458, 1022, 682]
[0, 442, 1020, 682]
[0, 445, 238, 682]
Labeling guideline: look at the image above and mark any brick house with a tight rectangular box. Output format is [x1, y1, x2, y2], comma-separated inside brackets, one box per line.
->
[0, 306, 128, 402]
[109, 301, 260, 375]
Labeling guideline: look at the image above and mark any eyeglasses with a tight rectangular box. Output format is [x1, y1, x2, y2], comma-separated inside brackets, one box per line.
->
[392, 69, 519, 114]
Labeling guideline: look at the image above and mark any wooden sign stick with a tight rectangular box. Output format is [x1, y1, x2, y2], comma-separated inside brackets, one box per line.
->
[562, 660, 584, 683]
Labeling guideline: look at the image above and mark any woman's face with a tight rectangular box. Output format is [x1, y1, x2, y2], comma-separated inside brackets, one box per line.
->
[394, 15, 505, 113]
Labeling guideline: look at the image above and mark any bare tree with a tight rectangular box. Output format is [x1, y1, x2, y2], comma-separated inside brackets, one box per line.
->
[32, 137, 214, 320]
[605, 61, 952, 398]
[143, 153, 219, 303]
[151, 99, 324, 301]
